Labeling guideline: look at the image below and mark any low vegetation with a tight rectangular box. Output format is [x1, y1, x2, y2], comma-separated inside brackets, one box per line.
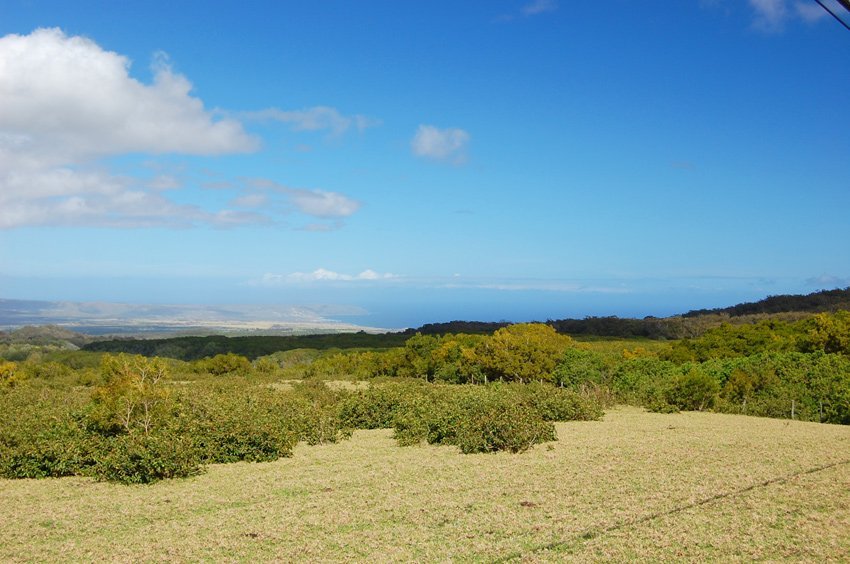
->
[2, 294, 850, 558]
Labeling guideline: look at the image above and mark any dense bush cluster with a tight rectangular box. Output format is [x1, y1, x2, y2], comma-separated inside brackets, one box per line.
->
[338, 381, 602, 454]
[2, 313, 849, 485]
[0, 355, 351, 484]
[0, 351, 603, 484]
[300, 323, 575, 385]
[554, 348, 850, 423]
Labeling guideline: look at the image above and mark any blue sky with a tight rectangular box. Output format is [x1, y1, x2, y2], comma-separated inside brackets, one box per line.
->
[0, 0, 848, 328]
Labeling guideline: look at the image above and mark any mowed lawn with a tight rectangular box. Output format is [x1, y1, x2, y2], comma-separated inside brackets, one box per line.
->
[2, 407, 850, 562]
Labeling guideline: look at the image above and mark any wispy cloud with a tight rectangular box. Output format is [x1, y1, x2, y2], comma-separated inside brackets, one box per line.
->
[437, 278, 631, 294]
[805, 274, 850, 288]
[522, 0, 558, 16]
[749, 0, 788, 32]
[747, 0, 830, 32]
[254, 269, 398, 286]
[411, 125, 470, 165]
[795, 1, 830, 23]
[495, 0, 558, 22]
[230, 193, 269, 208]
[244, 178, 361, 223]
[286, 187, 361, 218]
[245, 106, 381, 137]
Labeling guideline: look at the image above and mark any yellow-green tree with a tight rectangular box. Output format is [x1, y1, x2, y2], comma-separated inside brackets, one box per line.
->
[477, 323, 573, 383]
[805, 311, 850, 355]
[0, 360, 24, 388]
[89, 354, 171, 435]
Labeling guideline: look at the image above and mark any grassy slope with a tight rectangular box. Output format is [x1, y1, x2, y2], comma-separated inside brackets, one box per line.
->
[2, 408, 849, 562]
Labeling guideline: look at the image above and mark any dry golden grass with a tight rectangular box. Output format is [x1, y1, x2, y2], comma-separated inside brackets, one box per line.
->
[2, 407, 849, 562]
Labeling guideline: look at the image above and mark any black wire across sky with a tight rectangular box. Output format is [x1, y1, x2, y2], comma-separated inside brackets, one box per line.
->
[815, 0, 850, 31]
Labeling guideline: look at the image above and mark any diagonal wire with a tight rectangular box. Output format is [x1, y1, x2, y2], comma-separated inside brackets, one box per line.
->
[815, 0, 850, 31]
[492, 457, 850, 563]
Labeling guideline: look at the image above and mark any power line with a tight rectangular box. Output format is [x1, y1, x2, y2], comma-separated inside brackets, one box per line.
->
[815, 0, 850, 31]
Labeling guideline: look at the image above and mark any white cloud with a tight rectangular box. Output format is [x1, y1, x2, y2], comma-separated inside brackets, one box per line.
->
[244, 178, 361, 220]
[0, 28, 257, 161]
[255, 269, 398, 286]
[246, 106, 380, 136]
[286, 187, 361, 218]
[0, 29, 365, 231]
[522, 0, 558, 16]
[0, 28, 262, 229]
[411, 125, 470, 164]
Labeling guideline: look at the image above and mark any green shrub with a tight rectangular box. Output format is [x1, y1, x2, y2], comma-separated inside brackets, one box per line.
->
[391, 385, 558, 453]
[195, 353, 253, 376]
[507, 381, 604, 422]
[646, 398, 680, 414]
[0, 419, 98, 479]
[454, 394, 556, 454]
[175, 387, 300, 464]
[0, 382, 96, 479]
[665, 367, 720, 411]
[91, 431, 201, 484]
[553, 348, 608, 388]
[612, 358, 679, 404]
[337, 380, 427, 429]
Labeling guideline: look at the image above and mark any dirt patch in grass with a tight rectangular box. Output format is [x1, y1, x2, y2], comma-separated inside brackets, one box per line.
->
[1, 407, 849, 561]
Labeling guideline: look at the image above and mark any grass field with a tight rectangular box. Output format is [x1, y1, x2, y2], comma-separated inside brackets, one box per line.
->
[2, 407, 849, 562]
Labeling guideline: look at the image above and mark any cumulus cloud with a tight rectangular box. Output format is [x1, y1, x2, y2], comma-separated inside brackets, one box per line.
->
[411, 125, 470, 164]
[255, 269, 398, 286]
[0, 28, 366, 230]
[0, 28, 257, 161]
[0, 28, 263, 229]
[246, 106, 380, 137]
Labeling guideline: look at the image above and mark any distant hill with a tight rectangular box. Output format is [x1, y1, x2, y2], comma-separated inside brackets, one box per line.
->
[0, 324, 93, 348]
[402, 320, 510, 336]
[82, 332, 409, 361]
[410, 288, 850, 341]
[683, 287, 850, 318]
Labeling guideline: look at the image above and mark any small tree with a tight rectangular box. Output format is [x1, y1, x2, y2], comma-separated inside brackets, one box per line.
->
[196, 353, 252, 376]
[89, 354, 172, 435]
[478, 323, 573, 383]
